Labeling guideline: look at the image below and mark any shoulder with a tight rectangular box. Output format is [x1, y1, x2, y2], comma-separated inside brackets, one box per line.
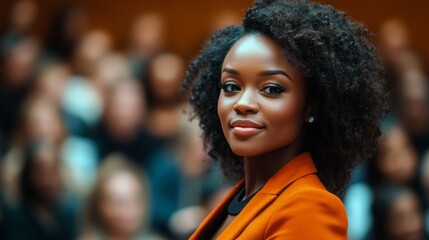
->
[284, 174, 346, 213]
[264, 174, 348, 239]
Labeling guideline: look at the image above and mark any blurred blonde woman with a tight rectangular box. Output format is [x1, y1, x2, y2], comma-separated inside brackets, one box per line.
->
[80, 154, 164, 240]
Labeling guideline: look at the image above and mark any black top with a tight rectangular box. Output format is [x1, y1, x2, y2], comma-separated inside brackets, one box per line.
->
[227, 187, 258, 216]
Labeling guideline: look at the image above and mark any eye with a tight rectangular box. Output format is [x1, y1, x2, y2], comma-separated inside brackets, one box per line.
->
[220, 81, 241, 93]
[261, 84, 285, 95]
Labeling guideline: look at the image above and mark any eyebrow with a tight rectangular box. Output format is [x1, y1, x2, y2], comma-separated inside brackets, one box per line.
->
[222, 68, 239, 75]
[260, 70, 292, 80]
[222, 68, 292, 81]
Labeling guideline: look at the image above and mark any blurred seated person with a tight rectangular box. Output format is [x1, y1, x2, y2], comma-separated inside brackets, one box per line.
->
[379, 19, 412, 69]
[80, 154, 165, 240]
[0, 0, 38, 38]
[32, 62, 89, 137]
[394, 67, 429, 157]
[1, 96, 66, 202]
[62, 29, 113, 126]
[64, 53, 131, 130]
[370, 184, 425, 240]
[144, 52, 186, 142]
[1, 139, 78, 240]
[88, 53, 131, 111]
[0, 93, 97, 199]
[168, 120, 225, 239]
[378, 19, 429, 157]
[91, 79, 181, 235]
[369, 124, 419, 186]
[128, 13, 166, 79]
[92, 78, 160, 162]
[0, 33, 40, 155]
[32, 64, 101, 194]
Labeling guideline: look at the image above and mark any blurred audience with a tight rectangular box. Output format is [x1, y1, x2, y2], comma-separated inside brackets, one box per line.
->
[380, 18, 429, 157]
[345, 18, 429, 240]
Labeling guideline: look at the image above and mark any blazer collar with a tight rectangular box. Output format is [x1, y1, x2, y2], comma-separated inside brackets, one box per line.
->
[259, 151, 318, 195]
[190, 180, 244, 239]
[191, 151, 318, 240]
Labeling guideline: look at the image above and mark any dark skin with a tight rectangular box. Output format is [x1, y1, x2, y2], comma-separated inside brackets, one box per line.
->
[215, 34, 312, 237]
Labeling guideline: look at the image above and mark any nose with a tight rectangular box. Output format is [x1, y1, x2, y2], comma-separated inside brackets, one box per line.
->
[233, 88, 258, 115]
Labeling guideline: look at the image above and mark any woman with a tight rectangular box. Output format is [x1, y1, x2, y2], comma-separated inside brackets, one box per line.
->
[182, 0, 387, 239]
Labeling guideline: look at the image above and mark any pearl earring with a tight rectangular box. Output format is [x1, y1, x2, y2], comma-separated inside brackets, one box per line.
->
[309, 116, 315, 123]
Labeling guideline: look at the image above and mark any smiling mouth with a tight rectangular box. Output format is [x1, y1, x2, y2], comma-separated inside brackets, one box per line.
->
[230, 120, 265, 137]
[231, 127, 264, 137]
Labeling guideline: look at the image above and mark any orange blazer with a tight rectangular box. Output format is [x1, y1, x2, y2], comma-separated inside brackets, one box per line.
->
[190, 152, 348, 239]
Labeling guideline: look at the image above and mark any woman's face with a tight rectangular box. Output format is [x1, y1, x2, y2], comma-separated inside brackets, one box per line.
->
[217, 34, 307, 157]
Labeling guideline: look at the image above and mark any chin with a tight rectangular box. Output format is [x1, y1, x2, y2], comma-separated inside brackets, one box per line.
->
[229, 144, 265, 157]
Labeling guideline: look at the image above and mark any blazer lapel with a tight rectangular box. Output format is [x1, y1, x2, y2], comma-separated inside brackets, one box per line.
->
[217, 192, 277, 239]
[190, 180, 244, 240]
[217, 152, 317, 239]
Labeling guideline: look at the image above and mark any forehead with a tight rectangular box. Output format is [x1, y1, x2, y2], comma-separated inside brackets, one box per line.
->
[223, 34, 289, 68]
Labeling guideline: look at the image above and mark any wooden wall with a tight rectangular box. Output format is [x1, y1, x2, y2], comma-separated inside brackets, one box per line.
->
[0, 0, 427, 61]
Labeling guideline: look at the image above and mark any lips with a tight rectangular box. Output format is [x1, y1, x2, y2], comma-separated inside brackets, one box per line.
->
[230, 119, 265, 137]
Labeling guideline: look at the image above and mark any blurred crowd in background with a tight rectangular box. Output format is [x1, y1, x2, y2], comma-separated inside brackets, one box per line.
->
[344, 18, 429, 240]
[0, 1, 427, 240]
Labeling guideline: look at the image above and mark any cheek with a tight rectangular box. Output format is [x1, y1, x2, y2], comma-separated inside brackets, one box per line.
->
[217, 94, 234, 131]
[265, 96, 303, 127]
[263, 96, 305, 145]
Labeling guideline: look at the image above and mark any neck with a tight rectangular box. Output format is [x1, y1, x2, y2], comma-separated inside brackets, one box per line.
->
[243, 132, 305, 199]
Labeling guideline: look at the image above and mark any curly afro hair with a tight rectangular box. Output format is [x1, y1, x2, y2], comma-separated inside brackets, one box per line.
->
[182, 0, 388, 196]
